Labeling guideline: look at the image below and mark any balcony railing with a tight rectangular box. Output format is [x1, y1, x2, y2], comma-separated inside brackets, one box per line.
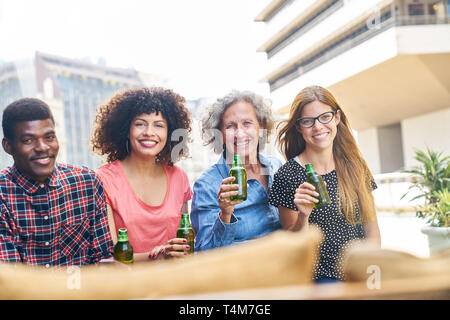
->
[267, 0, 344, 59]
[373, 172, 423, 212]
[396, 15, 450, 25]
[269, 13, 450, 92]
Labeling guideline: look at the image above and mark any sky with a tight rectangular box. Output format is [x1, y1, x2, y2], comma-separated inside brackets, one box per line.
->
[0, 0, 271, 100]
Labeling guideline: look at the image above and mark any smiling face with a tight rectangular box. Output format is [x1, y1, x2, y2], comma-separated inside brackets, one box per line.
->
[297, 100, 341, 152]
[128, 112, 168, 159]
[221, 100, 261, 162]
[2, 119, 59, 183]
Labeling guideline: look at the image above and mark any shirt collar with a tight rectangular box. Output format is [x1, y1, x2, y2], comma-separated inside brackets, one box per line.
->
[11, 164, 61, 194]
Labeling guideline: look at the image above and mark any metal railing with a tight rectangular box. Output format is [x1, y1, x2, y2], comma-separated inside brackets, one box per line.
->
[267, 0, 344, 58]
[396, 15, 450, 25]
[269, 13, 450, 91]
[373, 172, 422, 213]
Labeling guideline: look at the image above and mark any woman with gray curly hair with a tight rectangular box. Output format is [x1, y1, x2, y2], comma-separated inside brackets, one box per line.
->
[190, 90, 283, 251]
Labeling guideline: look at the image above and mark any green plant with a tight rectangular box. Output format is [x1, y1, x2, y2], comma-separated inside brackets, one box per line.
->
[401, 148, 449, 227]
[416, 189, 449, 227]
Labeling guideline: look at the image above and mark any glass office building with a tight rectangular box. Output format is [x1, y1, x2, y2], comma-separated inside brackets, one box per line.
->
[0, 52, 161, 170]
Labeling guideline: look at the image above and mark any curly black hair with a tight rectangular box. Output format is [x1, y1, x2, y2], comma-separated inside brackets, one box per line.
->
[91, 87, 191, 166]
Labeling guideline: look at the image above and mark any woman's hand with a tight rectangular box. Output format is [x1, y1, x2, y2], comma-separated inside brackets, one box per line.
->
[217, 176, 246, 223]
[149, 238, 191, 260]
[293, 182, 320, 220]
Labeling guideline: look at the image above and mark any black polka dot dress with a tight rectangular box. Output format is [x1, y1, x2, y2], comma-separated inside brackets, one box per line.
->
[269, 157, 374, 281]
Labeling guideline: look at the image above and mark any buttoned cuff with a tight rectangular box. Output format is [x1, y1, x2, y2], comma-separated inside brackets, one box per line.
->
[212, 212, 238, 246]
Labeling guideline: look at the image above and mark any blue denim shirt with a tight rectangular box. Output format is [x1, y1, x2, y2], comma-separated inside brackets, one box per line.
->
[191, 154, 283, 251]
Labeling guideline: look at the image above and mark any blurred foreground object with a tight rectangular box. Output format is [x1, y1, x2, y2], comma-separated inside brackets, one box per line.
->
[0, 227, 322, 300]
[340, 240, 450, 299]
[166, 240, 449, 300]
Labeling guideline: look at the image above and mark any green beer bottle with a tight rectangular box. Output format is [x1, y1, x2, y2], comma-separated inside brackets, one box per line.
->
[176, 213, 195, 254]
[113, 228, 134, 263]
[305, 163, 331, 209]
[229, 154, 247, 201]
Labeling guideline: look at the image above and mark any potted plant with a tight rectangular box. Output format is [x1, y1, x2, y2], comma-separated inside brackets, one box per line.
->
[401, 148, 449, 256]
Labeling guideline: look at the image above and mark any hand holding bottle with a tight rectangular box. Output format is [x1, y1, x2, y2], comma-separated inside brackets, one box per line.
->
[149, 213, 194, 259]
[218, 176, 241, 209]
[293, 182, 320, 219]
[217, 176, 250, 222]
[149, 238, 191, 259]
[294, 179, 328, 218]
[218, 154, 249, 223]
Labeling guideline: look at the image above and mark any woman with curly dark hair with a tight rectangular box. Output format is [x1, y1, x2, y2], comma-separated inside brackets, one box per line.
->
[92, 87, 193, 261]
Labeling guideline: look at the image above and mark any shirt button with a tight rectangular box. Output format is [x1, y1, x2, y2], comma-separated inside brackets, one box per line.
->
[45, 264, 50, 268]
[44, 216, 49, 220]
[45, 242, 49, 246]
[40, 184, 45, 188]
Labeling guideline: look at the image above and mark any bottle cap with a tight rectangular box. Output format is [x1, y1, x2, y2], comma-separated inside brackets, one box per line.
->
[305, 163, 315, 173]
[117, 228, 129, 242]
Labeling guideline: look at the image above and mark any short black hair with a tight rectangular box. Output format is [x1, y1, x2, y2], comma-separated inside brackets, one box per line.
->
[2, 98, 55, 140]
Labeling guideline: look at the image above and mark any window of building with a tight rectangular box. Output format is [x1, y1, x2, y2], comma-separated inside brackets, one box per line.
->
[428, 3, 437, 14]
[408, 3, 425, 15]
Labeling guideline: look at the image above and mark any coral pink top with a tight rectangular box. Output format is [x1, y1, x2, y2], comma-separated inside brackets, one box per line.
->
[97, 160, 193, 253]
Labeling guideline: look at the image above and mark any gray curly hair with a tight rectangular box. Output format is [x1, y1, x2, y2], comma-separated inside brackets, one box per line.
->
[200, 90, 274, 154]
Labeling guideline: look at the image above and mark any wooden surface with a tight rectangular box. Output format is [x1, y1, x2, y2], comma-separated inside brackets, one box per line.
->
[163, 275, 450, 300]
[0, 227, 323, 300]
[1, 227, 448, 300]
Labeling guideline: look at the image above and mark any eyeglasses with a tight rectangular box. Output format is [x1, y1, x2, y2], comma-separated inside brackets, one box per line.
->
[296, 111, 336, 128]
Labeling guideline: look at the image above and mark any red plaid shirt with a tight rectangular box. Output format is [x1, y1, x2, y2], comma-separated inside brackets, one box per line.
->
[0, 163, 113, 266]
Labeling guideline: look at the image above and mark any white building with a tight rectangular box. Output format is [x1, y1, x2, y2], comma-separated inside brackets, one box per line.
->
[255, 0, 450, 173]
[254, 0, 450, 210]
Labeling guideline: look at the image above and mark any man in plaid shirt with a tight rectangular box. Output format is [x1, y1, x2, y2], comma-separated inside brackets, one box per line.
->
[0, 98, 113, 266]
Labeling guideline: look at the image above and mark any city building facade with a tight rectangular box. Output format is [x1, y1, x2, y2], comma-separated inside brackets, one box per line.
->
[255, 0, 450, 176]
[0, 52, 164, 169]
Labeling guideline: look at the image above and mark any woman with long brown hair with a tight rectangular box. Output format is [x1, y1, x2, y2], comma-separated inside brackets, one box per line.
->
[268, 85, 380, 282]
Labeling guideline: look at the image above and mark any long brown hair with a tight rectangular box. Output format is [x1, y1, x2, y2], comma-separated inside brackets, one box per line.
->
[277, 85, 376, 225]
